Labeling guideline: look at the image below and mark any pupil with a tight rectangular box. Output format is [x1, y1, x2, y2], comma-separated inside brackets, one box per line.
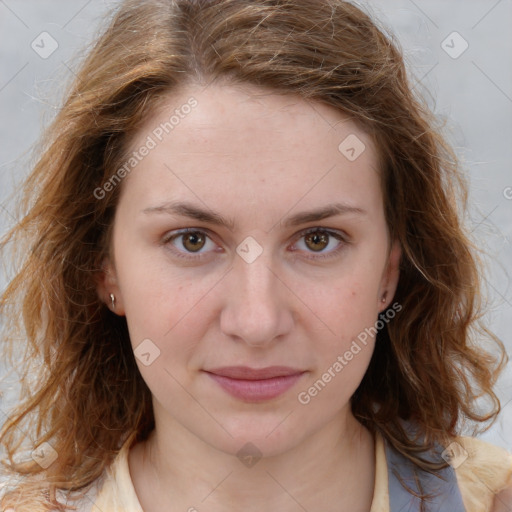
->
[185, 232, 204, 251]
[308, 232, 328, 252]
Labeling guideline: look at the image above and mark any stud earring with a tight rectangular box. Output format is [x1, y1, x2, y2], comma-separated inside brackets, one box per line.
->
[110, 293, 116, 309]
[381, 291, 388, 303]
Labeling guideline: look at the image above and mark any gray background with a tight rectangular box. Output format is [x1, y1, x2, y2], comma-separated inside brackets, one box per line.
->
[0, 0, 511, 454]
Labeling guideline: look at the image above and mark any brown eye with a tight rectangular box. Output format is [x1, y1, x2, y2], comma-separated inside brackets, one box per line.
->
[181, 231, 206, 252]
[304, 231, 329, 252]
[162, 228, 216, 260]
[293, 228, 347, 261]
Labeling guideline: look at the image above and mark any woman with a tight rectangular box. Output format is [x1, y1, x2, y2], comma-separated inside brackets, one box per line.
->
[0, 0, 511, 510]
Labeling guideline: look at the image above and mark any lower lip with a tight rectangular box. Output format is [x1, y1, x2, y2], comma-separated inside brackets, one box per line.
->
[205, 372, 306, 402]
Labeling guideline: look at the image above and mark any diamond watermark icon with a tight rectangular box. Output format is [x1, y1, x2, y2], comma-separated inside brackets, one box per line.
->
[338, 134, 366, 162]
[31, 442, 58, 469]
[236, 442, 262, 468]
[31, 31, 59, 59]
[441, 31, 469, 59]
[236, 236, 263, 264]
[441, 441, 468, 469]
[134, 338, 161, 366]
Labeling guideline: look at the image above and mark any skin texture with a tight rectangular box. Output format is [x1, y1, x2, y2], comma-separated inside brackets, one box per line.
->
[98, 81, 401, 511]
[493, 486, 512, 511]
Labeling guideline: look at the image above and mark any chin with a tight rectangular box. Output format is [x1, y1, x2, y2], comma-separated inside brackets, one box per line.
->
[202, 414, 307, 459]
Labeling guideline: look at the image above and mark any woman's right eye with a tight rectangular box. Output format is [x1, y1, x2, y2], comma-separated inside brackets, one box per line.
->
[161, 229, 217, 260]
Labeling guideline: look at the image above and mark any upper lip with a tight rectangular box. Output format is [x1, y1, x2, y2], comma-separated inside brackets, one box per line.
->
[204, 366, 305, 380]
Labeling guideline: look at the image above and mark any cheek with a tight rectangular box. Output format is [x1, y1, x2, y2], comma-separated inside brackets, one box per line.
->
[294, 282, 380, 411]
[296, 325, 375, 414]
[292, 271, 382, 340]
[116, 252, 218, 355]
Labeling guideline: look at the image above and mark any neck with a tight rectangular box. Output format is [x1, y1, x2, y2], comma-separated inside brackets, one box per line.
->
[129, 411, 376, 511]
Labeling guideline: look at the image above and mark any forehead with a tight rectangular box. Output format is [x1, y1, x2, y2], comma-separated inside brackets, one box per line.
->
[119, 81, 383, 218]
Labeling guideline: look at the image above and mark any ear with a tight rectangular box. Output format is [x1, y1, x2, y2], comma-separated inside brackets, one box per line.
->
[378, 238, 401, 312]
[95, 257, 126, 316]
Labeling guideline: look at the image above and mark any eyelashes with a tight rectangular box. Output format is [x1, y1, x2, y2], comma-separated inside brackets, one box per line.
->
[289, 227, 347, 260]
[161, 227, 349, 262]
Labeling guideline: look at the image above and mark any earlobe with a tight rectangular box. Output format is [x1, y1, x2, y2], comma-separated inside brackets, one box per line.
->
[95, 257, 126, 316]
[378, 239, 401, 311]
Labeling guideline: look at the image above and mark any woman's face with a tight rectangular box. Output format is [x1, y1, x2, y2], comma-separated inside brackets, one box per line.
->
[101, 81, 400, 457]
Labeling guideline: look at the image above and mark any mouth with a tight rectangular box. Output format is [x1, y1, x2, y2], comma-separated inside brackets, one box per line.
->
[203, 366, 307, 402]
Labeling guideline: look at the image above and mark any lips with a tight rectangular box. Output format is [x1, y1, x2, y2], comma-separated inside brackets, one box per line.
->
[205, 365, 304, 380]
[203, 366, 306, 402]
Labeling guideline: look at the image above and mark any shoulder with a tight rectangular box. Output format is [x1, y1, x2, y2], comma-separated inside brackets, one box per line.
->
[452, 436, 512, 512]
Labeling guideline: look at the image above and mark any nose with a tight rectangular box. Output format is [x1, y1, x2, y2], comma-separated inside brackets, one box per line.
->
[219, 249, 294, 348]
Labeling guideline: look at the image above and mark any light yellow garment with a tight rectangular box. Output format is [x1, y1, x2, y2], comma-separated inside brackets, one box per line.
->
[85, 430, 512, 512]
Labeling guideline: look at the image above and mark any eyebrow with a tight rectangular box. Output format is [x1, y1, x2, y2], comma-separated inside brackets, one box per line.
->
[142, 200, 366, 230]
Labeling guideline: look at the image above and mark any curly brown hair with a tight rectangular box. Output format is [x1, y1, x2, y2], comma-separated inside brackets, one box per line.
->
[0, 0, 507, 509]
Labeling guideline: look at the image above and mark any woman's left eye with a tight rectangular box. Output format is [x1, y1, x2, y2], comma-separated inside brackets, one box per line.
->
[161, 227, 347, 261]
[291, 228, 347, 260]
